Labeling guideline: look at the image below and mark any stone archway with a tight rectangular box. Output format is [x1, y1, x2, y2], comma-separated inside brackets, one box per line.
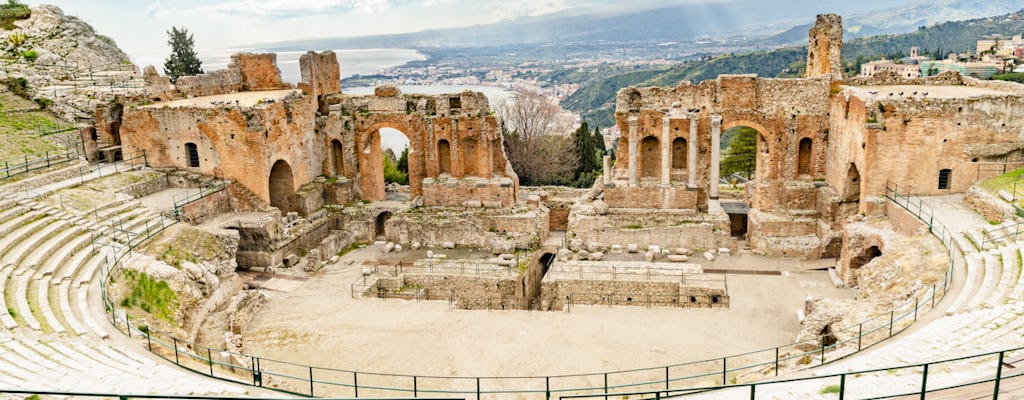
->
[269, 160, 297, 214]
[844, 163, 861, 202]
[375, 211, 392, 239]
[798, 138, 813, 176]
[357, 123, 418, 202]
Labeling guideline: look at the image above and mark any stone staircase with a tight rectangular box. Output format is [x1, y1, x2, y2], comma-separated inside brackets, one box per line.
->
[0, 180, 251, 394]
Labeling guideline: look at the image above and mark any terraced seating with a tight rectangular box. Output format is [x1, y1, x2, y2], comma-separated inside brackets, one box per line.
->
[0, 175, 253, 394]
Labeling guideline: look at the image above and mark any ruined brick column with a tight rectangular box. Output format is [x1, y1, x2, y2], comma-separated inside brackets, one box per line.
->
[687, 113, 698, 189]
[710, 115, 722, 199]
[661, 114, 671, 186]
[628, 115, 638, 187]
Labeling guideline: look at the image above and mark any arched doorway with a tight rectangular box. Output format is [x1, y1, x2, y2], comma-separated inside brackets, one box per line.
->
[641, 136, 660, 179]
[437, 139, 451, 175]
[359, 126, 413, 202]
[720, 126, 757, 182]
[269, 160, 296, 214]
[844, 163, 861, 202]
[331, 140, 344, 176]
[375, 211, 392, 240]
[847, 245, 882, 285]
[797, 138, 813, 176]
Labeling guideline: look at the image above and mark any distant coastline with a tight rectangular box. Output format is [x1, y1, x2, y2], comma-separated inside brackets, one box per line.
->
[129, 48, 427, 83]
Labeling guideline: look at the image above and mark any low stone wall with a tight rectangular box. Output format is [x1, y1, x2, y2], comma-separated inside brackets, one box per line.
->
[541, 279, 728, 310]
[570, 210, 734, 252]
[421, 177, 518, 208]
[747, 209, 821, 257]
[964, 185, 1014, 223]
[386, 205, 548, 251]
[176, 69, 243, 98]
[369, 274, 519, 310]
[604, 183, 705, 209]
[179, 190, 231, 224]
[121, 173, 168, 198]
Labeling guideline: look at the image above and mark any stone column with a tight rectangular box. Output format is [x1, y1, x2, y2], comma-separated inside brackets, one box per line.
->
[710, 115, 722, 200]
[688, 114, 698, 190]
[628, 116, 639, 187]
[450, 118, 460, 177]
[661, 115, 671, 186]
[603, 155, 612, 185]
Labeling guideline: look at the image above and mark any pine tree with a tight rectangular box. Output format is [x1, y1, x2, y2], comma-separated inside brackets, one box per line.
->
[397, 147, 409, 174]
[592, 126, 606, 156]
[163, 26, 203, 83]
[720, 127, 757, 179]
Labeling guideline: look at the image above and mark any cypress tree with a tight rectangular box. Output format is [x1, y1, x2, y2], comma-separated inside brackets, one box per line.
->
[163, 26, 203, 83]
[593, 126, 606, 155]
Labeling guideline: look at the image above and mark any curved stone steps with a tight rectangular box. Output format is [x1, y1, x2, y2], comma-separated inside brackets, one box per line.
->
[945, 253, 983, 315]
[34, 228, 92, 280]
[36, 277, 65, 334]
[985, 244, 1020, 307]
[58, 281, 88, 336]
[75, 281, 109, 339]
[966, 250, 1001, 310]
[0, 264, 17, 329]
[0, 206, 26, 226]
[1, 219, 70, 269]
[0, 212, 49, 257]
[22, 224, 82, 276]
[11, 269, 44, 331]
[57, 241, 101, 284]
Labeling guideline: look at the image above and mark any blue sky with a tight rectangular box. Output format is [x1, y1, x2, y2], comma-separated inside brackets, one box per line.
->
[27, 0, 914, 62]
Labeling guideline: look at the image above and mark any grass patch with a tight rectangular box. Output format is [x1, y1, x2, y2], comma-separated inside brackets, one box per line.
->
[819, 384, 841, 394]
[977, 167, 1024, 202]
[622, 223, 643, 230]
[119, 270, 178, 323]
[6, 306, 15, 319]
[148, 226, 227, 267]
[158, 245, 197, 269]
[336, 242, 364, 258]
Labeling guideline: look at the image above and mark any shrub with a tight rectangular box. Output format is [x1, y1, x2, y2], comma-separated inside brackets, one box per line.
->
[19, 48, 36, 61]
[383, 154, 408, 185]
[32, 97, 51, 110]
[819, 384, 841, 394]
[6, 31, 24, 47]
[0, 0, 30, 31]
[3, 76, 29, 98]
[119, 270, 178, 323]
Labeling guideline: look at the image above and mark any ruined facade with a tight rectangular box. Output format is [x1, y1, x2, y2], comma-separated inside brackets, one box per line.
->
[96, 51, 519, 217]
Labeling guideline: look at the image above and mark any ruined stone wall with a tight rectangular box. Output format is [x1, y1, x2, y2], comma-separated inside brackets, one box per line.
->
[320, 87, 519, 204]
[828, 88, 1024, 201]
[964, 185, 1015, 223]
[569, 210, 734, 252]
[176, 69, 243, 98]
[385, 205, 548, 251]
[613, 76, 830, 212]
[230, 53, 284, 91]
[371, 274, 519, 309]
[541, 279, 728, 310]
[299, 51, 341, 96]
[120, 93, 321, 207]
[805, 14, 843, 80]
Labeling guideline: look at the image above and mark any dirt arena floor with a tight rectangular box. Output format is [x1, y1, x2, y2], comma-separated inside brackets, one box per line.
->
[242, 246, 854, 396]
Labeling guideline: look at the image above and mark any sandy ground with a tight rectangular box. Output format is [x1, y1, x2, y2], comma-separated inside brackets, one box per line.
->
[242, 246, 853, 396]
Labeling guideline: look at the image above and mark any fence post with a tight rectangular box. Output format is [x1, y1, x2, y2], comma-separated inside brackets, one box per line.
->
[604, 373, 608, 400]
[931, 284, 936, 309]
[126, 317, 131, 338]
[353, 371, 359, 397]
[888, 310, 894, 337]
[476, 377, 481, 400]
[173, 337, 179, 364]
[146, 330, 152, 352]
[722, 358, 727, 385]
[995, 351, 1005, 400]
[664, 366, 669, 389]
[545, 376, 550, 400]
[838, 373, 846, 400]
[775, 347, 779, 376]
[309, 366, 314, 396]
[857, 324, 862, 351]
[920, 363, 928, 400]
[208, 348, 214, 377]
[914, 297, 919, 321]
[820, 344, 825, 365]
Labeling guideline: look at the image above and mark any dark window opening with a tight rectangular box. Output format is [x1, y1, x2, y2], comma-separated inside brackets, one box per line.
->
[938, 169, 952, 190]
[185, 143, 200, 168]
[449, 97, 461, 109]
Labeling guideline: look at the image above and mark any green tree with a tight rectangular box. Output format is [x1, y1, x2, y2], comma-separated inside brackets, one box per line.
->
[163, 26, 203, 83]
[397, 147, 409, 174]
[573, 121, 600, 187]
[720, 127, 757, 179]
[383, 154, 408, 185]
[593, 126, 606, 155]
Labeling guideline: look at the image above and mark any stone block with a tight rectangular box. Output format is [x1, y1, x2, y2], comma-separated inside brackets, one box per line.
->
[578, 250, 590, 259]
[703, 251, 716, 261]
[717, 248, 731, 256]
[382, 242, 395, 253]
[394, 244, 403, 252]
[610, 244, 624, 253]
[648, 245, 661, 255]
[661, 249, 670, 257]
[557, 248, 572, 262]
[284, 254, 299, 267]
[675, 248, 691, 255]
[463, 200, 483, 208]
[644, 251, 654, 262]
[667, 255, 688, 262]
[587, 252, 604, 261]
[498, 253, 515, 260]
[588, 242, 606, 252]
[627, 244, 639, 253]
[482, 200, 502, 208]
[412, 242, 422, 250]
[441, 242, 456, 249]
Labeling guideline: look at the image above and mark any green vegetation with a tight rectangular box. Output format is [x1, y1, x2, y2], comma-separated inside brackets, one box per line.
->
[158, 245, 198, 269]
[992, 72, 1024, 83]
[623, 223, 643, 230]
[336, 242, 363, 258]
[119, 270, 179, 323]
[977, 167, 1024, 197]
[819, 384, 841, 394]
[565, 9, 1024, 128]
[0, 0, 30, 31]
[0, 92, 69, 162]
[19, 48, 36, 62]
[571, 121, 603, 188]
[720, 126, 757, 179]
[3, 76, 29, 98]
[6, 306, 15, 319]
[163, 26, 203, 83]
[383, 149, 408, 185]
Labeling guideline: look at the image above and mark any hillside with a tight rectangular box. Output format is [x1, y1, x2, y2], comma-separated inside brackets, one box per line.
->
[566, 9, 1024, 128]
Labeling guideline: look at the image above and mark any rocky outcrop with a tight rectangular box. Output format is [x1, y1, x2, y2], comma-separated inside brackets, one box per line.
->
[4, 5, 129, 68]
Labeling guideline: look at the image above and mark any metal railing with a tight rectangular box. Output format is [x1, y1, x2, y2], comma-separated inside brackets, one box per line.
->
[558, 346, 1024, 400]
[171, 177, 229, 218]
[0, 147, 79, 181]
[84, 179, 962, 399]
[0, 389, 454, 400]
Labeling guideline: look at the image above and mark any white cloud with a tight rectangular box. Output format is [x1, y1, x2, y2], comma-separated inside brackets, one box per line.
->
[144, 1, 163, 17]
[172, 0, 393, 18]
